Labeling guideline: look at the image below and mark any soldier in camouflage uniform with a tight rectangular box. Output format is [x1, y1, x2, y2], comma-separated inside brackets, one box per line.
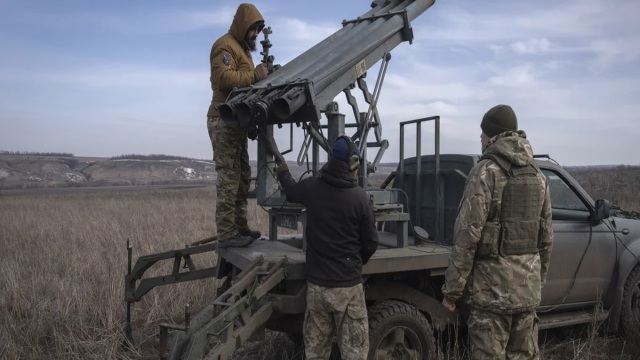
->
[206, 3, 269, 248]
[441, 104, 554, 359]
[275, 137, 379, 360]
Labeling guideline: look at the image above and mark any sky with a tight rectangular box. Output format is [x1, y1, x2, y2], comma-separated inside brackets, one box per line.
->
[1, 0, 639, 166]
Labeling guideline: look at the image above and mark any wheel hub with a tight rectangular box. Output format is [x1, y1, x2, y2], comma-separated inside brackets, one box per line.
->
[376, 326, 420, 360]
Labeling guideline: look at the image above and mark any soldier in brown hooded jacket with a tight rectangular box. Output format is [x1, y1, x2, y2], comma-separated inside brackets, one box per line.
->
[441, 105, 553, 359]
[206, 3, 269, 248]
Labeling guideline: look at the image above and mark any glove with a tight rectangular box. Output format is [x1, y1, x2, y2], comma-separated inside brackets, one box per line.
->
[247, 126, 259, 140]
[268, 64, 282, 75]
[254, 63, 269, 82]
[275, 162, 289, 177]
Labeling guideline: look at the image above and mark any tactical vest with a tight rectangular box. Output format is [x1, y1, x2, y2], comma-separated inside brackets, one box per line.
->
[478, 153, 544, 257]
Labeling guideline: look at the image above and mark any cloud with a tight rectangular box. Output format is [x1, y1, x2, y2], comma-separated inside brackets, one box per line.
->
[589, 36, 640, 70]
[488, 65, 537, 87]
[510, 38, 552, 55]
[45, 63, 204, 89]
[1, 0, 639, 165]
[260, 17, 340, 63]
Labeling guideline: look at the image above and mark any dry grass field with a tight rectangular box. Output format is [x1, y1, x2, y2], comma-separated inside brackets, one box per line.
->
[1, 166, 639, 359]
[569, 165, 640, 212]
[0, 187, 269, 360]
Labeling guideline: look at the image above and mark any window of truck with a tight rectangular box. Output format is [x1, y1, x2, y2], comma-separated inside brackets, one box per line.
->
[542, 169, 590, 221]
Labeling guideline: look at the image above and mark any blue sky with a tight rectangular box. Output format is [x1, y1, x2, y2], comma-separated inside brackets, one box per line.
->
[1, 0, 638, 166]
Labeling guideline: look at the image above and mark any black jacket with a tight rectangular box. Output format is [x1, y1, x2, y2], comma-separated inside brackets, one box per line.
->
[277, 160, 379, 287]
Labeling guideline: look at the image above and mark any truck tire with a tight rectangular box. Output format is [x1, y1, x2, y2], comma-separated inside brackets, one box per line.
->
[367, 300, 436, 360]
[621, 265, 640, 341]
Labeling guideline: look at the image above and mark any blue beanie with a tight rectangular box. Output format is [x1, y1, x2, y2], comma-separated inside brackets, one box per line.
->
[332, 137, 360, 162]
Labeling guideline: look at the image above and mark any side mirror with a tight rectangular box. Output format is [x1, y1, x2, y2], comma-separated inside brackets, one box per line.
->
[593, 199, 611, 222]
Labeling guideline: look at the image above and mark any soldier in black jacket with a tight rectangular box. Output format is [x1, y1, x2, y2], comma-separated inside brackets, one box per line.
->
[275, 136, 379, 360]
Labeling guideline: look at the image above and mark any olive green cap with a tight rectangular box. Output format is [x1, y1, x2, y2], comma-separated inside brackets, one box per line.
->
[481, 104, 518, 138]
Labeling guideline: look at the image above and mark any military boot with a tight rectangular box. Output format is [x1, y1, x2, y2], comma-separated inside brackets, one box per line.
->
[217, 234, 255, 248]
[240, 229, 262, 240]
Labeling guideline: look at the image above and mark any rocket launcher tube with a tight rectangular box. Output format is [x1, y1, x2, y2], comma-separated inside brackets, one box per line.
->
[265, 0, 396, 84]
[217, 102, 236, 122]
[273, 87, 307, 120]
[234, 92, 262, 127]
[219, 0, 436, 125]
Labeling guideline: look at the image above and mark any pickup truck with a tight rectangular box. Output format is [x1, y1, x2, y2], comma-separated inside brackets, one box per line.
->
[125, 117, 640, 360]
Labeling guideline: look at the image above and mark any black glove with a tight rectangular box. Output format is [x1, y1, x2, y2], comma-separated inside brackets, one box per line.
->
[247, 127, 259, 140]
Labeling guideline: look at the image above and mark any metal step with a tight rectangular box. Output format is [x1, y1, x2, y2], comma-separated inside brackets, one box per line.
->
[162, 257, 286, 360]
[538, 308, 609, 330]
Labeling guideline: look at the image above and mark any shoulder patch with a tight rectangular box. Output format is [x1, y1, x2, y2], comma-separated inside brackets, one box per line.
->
[222, 54, 231, 65]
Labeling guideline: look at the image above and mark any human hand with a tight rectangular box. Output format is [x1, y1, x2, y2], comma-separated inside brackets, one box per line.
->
[275, 162, 288, 177]
[254, 63, 269, 82]
[269, 64, 281, 74]
[247, 126, 259, 140]
[442, 298, 456, 312]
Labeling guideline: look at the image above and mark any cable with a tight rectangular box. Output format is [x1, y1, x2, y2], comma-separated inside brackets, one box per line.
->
[537, 223, 593, 313]
[255, 160, 283, 213]
[602, 218, 640, 264]
[255, 158, 320, 214]
[537, 215, 640, 314]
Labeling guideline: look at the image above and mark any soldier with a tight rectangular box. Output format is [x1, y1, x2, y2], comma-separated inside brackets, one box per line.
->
[206, 3, 269, 248]
[441, 104, 554, 359]
[275, 136, 379, 360]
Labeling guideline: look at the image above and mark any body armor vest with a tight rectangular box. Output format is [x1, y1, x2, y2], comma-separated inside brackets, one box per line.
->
[480, 154, 544, 256]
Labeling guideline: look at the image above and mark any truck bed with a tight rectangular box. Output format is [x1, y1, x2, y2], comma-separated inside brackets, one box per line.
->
[217, 231, 452, 281]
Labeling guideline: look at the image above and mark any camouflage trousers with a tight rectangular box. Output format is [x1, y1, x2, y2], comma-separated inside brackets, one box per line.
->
[467, 308, 539, 360]
[207, 117, 251, 240]
[304, 282, 369, 360]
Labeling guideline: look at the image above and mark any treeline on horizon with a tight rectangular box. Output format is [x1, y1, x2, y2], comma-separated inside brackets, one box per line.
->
[110, 154, 197, 161]
[1, 150, 636, 169]
[0, 150, 74, 157]
[0, 151, 199, 161]
[565, 164, 640, 171]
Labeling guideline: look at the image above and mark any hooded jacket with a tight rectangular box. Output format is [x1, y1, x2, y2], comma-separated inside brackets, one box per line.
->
[277, 160, 379, 288]
[442, 131, 553, 313]
[207, 3, 264, 118]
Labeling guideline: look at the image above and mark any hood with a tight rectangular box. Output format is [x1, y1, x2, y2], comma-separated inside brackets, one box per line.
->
[483, 130, 534, 167]
[229, 3, 264, 46]
[320, 159, 358, 188]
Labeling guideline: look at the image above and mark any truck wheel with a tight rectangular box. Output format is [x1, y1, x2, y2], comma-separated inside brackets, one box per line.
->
[367, 300, 436, 360]
[621, 265, 640, 341]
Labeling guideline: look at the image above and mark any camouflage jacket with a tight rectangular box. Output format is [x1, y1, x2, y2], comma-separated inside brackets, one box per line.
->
[207, 4, 264, 117]
[441, 131, 553, 313]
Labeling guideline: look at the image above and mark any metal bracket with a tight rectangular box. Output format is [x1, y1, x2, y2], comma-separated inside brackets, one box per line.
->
[125, 242, 218, 303]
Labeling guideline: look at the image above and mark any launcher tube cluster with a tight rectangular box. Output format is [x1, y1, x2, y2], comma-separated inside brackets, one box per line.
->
[219, 0, 435, 128]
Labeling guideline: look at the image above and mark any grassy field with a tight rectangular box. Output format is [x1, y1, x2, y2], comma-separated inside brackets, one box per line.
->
[1, 167, 639, 359]
[0, 187, 270, 359]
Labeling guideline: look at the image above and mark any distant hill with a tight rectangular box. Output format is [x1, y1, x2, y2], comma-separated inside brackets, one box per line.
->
[2, 153, 634, 192]
[0, 152, 402, 190]
[0, 154, 216, 189]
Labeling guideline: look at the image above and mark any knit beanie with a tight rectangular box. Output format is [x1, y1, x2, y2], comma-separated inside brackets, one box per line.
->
[481, 104, 518, 138]
[332, 137, 360, 162]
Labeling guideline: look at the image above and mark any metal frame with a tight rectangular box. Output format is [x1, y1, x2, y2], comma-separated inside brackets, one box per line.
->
[161, 257, 286, 360]
[399, 116, 442, 242]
